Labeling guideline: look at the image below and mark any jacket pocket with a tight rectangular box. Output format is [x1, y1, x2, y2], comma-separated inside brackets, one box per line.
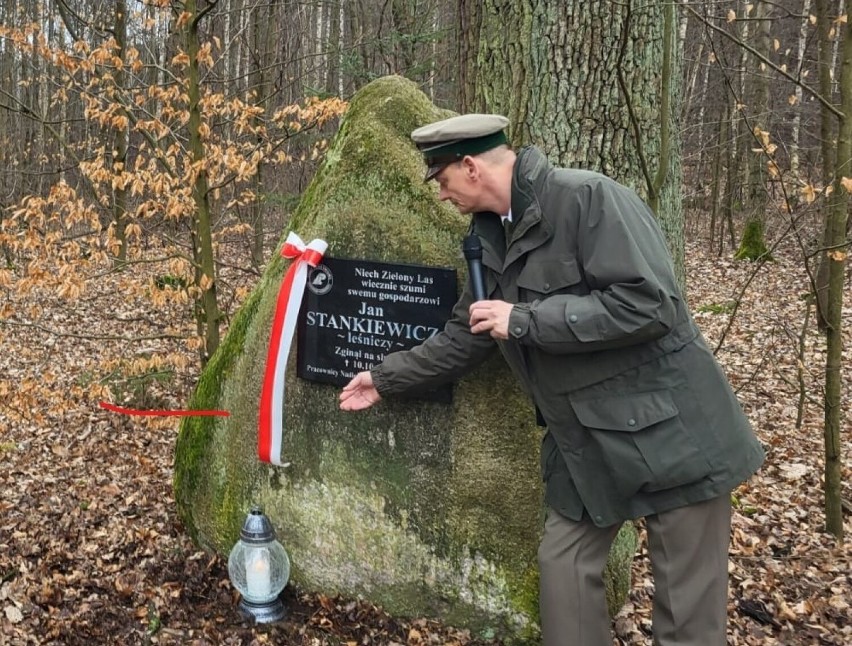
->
[517, 258, 582, 296]
[571, 390, 712, 497]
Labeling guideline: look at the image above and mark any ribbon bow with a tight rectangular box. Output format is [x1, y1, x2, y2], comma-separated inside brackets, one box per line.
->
[258, 232, 328, 465]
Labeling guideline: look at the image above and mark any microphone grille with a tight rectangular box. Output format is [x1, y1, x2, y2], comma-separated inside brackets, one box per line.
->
[462, 234, 483, 259]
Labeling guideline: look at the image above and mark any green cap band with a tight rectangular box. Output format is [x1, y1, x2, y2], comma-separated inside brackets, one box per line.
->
[421, 131, 508, 165]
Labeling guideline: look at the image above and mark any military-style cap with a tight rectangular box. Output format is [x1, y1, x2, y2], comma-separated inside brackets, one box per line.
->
[411, 114, 510, 181]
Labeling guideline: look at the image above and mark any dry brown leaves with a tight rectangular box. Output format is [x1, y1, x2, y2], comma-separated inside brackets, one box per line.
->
[611, 235, 852, 645]
[0, 234, 850, 645]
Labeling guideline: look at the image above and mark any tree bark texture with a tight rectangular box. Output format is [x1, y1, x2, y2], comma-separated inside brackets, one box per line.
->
[185, 0, 221, 365]
[113, 0, 129, 264]
[710, 102, 728, 254]
[790, 0, 813, 175]
[822, 11, 851, 541]
[735, 0, 772, 261]
[815, 0, 840, 329]
[248, 3, 264, 269]
[460, 0, 684, 283]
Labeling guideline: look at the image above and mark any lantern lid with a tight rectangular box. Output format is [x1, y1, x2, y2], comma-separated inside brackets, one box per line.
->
[240, 505, 276, 544]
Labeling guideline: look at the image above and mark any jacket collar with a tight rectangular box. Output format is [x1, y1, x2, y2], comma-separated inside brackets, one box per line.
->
[510, 146, 550, 222]
[470, 146, 553, 272]
[505, 146, 552, 266]
[470, 211, 504, 273]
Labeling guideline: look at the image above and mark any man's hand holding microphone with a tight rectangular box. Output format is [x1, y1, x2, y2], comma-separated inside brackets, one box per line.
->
[463, 234, 511, 340]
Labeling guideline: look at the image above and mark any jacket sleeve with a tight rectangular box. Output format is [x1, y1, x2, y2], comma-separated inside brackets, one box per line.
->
[509, 179, 682, 353]
[371, 278, 497, 396]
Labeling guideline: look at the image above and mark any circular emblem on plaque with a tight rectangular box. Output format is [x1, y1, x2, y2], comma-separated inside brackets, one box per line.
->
[307, 264, 333, 295]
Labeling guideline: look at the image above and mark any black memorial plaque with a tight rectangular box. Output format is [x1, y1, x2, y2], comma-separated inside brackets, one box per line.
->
[296, 256, 457, 401]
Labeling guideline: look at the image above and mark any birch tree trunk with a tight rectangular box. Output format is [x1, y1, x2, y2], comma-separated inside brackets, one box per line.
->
[315, 0, 325, 88]
[235, 0, 246, 97]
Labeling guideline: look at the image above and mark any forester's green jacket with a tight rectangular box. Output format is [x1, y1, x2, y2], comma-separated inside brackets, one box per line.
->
[372, 146, 764, 527]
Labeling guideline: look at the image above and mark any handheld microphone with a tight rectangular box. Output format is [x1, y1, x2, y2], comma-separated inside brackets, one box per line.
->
[462, 234, 487, 301]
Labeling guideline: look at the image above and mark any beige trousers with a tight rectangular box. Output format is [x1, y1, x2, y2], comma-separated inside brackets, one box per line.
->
[538, 495, 732, 646]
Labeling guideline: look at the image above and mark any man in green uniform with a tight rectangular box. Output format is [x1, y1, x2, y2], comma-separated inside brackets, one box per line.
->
[339, 114, 764, 645]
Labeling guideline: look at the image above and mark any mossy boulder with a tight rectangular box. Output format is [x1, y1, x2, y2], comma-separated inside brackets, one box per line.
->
[174, 75, 637, 644]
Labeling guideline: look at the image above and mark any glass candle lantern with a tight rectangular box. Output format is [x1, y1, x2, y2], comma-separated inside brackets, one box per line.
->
[227, 506, 290, 623]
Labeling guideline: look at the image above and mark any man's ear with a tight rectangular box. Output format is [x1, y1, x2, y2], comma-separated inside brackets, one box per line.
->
[461, 155, 479, 180]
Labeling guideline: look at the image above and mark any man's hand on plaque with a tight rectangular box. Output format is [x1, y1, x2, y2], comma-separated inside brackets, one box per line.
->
[340, 371, 382, 411]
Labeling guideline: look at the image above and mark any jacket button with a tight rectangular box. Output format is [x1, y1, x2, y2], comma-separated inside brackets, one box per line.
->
[569, 314, 578, 323]
[627, 418, 636, 426]
[543, 282, 550, 291]
[595, 515, 603, 523]
[513, 326, 522, 335]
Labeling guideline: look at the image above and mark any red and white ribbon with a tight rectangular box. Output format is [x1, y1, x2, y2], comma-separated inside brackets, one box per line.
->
[258, 232, 327, 465]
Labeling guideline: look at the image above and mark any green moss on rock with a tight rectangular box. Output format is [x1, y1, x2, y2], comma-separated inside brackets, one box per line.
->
[174, 287, 264, 546]
[606, 524, 639, 617]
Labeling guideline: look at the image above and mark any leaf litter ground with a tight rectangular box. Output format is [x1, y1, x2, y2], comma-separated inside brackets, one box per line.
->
[0, 237, 849, 645]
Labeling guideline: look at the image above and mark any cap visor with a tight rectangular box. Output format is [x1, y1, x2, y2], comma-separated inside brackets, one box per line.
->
[424, 163, 446, 182]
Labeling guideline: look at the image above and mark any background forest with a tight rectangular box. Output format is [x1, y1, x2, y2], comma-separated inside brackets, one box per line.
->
[0, 0, 849, 644]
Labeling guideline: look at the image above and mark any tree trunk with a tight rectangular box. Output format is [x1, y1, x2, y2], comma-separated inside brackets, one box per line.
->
[724, 104, 741, 257]
[225, 0, 236, 93]
[326, 0, 341, 94]
[815, 0, 841, 328]
[457, 0, 481, 112]
[235, 0, 246, 96]
[315, 0, 325, 88]
[113, 0, 130, 264]
[391, 0, 415, 74]
[247, 0, 270, 269]
[822, 8, 851, 541]
[735, 0, 772, 261]
[185, 0, 221, 365]
[0, 0, 15, 205]
[790, 0, 813, 176]
[460, 0, 684, 283]
[709, 101, 729, 254]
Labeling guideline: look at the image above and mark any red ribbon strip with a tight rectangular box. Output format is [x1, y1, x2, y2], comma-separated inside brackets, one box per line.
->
[99, 401, 230, 417]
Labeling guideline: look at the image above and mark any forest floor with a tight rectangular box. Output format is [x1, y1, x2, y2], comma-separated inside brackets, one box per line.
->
[0, 233, 850, 646]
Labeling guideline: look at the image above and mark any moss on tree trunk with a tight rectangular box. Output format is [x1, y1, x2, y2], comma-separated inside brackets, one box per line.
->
[734, 217, 772, 261]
